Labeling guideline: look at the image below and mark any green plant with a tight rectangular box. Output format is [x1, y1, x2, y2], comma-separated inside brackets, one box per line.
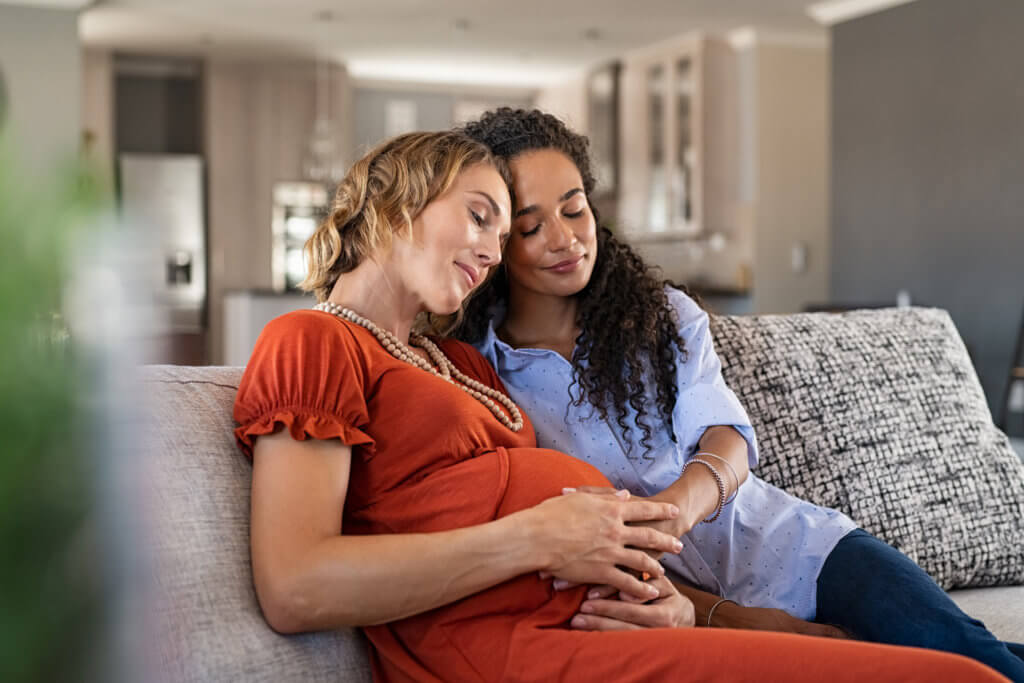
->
[0, 138, 111, 683]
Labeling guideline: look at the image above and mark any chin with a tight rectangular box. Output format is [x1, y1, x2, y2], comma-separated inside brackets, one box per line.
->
[426, 293, 464, 316]
[543, 275, 590, 298]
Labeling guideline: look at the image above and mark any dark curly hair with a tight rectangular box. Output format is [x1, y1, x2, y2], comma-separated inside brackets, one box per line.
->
[455, 107, 691, 455]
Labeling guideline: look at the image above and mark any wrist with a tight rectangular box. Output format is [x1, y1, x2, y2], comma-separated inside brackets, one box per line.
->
[679, 461, 725, 526]
[706, 598, 742, 628]
[504, 507, 555, 573]
[647, 490, 691, 538]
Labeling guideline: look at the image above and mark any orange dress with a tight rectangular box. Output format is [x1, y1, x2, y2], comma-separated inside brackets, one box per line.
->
[234, 310, 1006, 683]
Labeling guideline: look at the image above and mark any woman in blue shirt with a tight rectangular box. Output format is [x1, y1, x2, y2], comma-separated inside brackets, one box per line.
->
[454, 107, 1024, 681]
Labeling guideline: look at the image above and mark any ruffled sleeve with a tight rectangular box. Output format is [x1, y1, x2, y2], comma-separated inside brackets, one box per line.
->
[233, 310, 376, 460]
[666, 287, 759, 469]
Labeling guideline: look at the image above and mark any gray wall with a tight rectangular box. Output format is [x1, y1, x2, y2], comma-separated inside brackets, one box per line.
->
[352, 87, 531, 157]
[0, 5, 80, 176]
[831, 0, 1024, 415]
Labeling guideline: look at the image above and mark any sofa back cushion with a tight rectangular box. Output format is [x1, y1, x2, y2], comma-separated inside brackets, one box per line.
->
[142, 365, 372, 683]
[709, 307, 1024, 590]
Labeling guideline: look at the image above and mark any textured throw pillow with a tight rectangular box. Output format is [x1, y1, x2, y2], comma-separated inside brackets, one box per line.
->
[709, 307, 1024, 590]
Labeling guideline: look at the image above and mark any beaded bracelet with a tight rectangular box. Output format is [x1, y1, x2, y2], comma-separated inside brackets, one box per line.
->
[682, 458, 726, 523]
[693, 452, 740, 505]
[706, 597, 739, 627]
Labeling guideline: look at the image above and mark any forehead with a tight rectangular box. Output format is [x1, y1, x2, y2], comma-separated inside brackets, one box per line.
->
[452, 162, 510, 208]
[508, 149, 582, 205]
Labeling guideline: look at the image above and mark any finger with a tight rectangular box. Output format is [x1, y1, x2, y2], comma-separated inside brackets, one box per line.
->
[570, 613, 641, 632]
[572, 486, 625, 496]
[613, 547, 668, 581]
[602, 566, 661, 602]
[579, 598, 673, 629]
[623, 526, 683, 555]
[552, 579, 581, 591]
[619, 500, 680, 522]
[586, 584, 618, 600]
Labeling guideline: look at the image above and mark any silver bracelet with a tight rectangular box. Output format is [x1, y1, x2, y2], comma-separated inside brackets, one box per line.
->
[693, 451, 740, 504]
[706, 597, 739, 627]
[682, 458, 726, 523]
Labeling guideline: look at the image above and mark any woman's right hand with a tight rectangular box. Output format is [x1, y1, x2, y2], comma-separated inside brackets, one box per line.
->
[527, 488, 683, 601]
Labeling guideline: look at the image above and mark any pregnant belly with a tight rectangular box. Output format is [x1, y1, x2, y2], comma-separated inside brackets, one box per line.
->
[496, 446, 612, 518]
[347, 446, 611, 535]
[364, 448, 612, 677]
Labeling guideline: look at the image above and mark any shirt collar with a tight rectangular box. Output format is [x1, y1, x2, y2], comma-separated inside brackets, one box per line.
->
[477, 301, 559, 373]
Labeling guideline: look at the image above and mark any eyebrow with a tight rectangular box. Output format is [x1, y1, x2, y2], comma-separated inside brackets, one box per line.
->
[469, 191, 503, 218]
[513, 188, 583, 219]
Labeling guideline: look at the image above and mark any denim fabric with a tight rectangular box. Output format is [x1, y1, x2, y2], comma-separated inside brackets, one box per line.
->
[817, 528, 1024, 682]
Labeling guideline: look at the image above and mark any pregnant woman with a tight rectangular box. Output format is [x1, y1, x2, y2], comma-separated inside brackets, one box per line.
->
[233, 128, 1006, 682]
[456, 107, 1024, 681]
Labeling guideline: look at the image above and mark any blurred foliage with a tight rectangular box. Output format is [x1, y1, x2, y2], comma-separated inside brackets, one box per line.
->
[0, 138, 112, 682]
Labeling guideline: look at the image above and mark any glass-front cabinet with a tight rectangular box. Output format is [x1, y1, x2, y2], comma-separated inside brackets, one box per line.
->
[271, 182, 329, 292]
[618, 35, 750, 294]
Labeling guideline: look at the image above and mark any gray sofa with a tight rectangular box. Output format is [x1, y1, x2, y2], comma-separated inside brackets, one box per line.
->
[145, 309, 1024, 682]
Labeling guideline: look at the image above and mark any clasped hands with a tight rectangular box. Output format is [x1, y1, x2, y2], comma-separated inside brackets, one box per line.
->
[533, 486, 849, 637]
[530, 485, 696, 631]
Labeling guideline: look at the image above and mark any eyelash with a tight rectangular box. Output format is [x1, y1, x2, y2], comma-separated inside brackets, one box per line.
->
[521, 209, 585, 237]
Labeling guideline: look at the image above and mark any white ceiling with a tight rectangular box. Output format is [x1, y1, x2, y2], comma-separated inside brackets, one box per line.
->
[73, 0, 885, 87]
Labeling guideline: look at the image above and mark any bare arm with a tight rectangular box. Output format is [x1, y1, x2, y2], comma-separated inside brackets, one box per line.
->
[251, 431, 684, 633]
[648, 425, 751, 537]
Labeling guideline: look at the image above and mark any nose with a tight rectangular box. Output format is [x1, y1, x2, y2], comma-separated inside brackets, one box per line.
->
[476, 228, 502, 269]
[547, 216, 576, 251]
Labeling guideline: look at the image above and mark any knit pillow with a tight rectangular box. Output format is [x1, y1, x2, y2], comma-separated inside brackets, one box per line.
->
[709, 307, 1024, 589]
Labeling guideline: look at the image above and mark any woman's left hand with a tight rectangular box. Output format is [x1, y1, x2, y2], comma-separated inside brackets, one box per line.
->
[568, 575, 695, 631]
[568, 486, 693, 561]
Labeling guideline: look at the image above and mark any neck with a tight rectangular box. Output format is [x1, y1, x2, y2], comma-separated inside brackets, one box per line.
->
[326, 260, 421, 343]
[499, 282, 579, 349]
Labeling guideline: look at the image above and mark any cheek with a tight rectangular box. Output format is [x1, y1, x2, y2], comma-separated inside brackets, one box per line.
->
[506, 239, 544, 271]
[582, 217, 598, 247]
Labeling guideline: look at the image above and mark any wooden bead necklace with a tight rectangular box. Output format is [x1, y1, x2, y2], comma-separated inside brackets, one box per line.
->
[314, 301, 524, 432]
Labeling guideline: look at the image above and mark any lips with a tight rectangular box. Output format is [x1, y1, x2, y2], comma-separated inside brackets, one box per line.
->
[455, 262, 480, 288]
[544, 254, 585, 273]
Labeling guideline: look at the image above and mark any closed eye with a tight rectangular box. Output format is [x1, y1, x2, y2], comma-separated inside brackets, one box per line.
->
[470, 209, 485, 227]
[521, 224, 541, 237]
[564, 209, 584, 219]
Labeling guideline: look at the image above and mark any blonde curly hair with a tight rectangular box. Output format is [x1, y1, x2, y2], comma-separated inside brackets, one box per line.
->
[300, 130, 510, 303]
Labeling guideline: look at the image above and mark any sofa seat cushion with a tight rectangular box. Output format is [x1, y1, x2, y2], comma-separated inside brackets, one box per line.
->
[948, 586, 1024, 643]
[709, 307, 1024, 590]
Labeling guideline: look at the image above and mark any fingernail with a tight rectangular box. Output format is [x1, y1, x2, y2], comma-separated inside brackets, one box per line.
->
[562, 487, 576, 495]
[615, 489, 630, 499]
[588, 589, 601, 599]
[673, 540, 683, 552]
[571, 615, 586, 627]
[647, 584, 659, 596]
[553, 579, 569, 590]
[669, 505, 680, 516]
[580, 602, 593, 613]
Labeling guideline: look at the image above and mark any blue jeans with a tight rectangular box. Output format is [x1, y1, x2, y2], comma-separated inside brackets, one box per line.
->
[816, 528, 1024, 682]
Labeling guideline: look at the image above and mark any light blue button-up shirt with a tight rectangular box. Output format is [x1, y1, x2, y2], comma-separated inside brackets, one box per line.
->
[475, 287, 857, 620]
